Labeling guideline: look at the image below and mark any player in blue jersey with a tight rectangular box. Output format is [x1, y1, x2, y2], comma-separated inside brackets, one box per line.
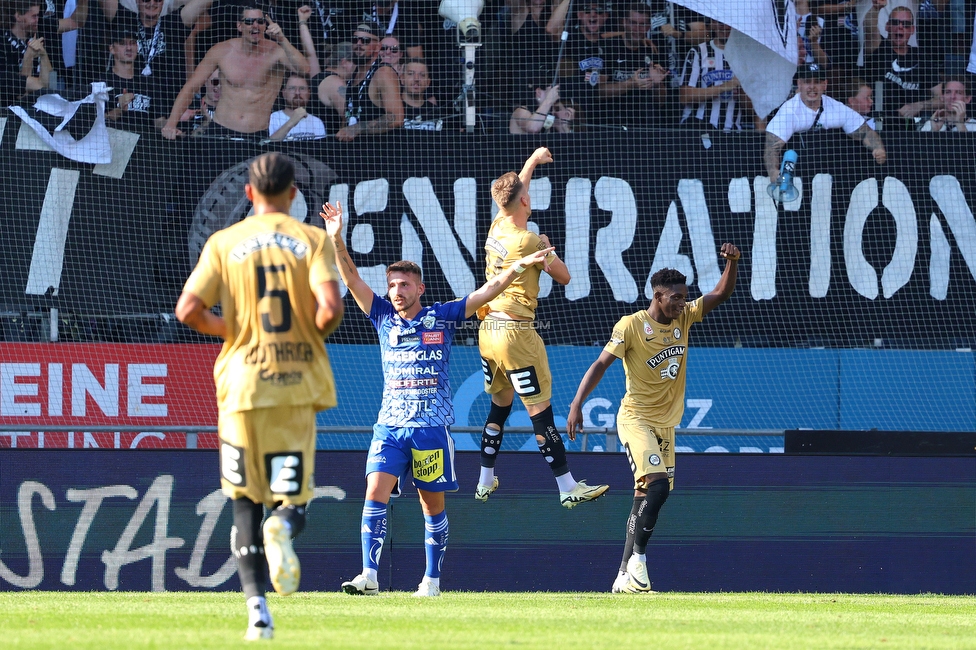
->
[321, 201, 554, 596]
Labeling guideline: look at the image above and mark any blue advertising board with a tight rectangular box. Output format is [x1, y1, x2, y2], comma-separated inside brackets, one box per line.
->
[319, 346, 976, 447]
[1, 450, 973, 594]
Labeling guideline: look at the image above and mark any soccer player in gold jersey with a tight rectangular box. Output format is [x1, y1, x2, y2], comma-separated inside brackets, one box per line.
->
[476, 146, 609, 508]
[176, 153, 343, 639]
[567, 243, 740, 593]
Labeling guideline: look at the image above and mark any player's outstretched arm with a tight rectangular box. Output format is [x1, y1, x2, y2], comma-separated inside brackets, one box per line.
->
[320, 201, 374, 314]
[702, 243, 740, 315]
[175, 291, 227, 338]
[313, 280, 344, 336]
[567, 351, 618, 441]
[464, 247, 554, 318]
[518, 146, 553, 185]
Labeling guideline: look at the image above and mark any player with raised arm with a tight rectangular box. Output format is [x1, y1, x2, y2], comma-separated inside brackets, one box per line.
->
[567, 244, 740, 593]
[475, 147, 609, 508]
[321, 201, 553, 597]
[176, 153, 343, 639]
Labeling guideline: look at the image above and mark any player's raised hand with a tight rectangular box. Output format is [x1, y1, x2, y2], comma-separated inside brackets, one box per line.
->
[530, 147, 553, 165]
[566, 401, 584, 441]
[320, 201, 343, 238]
[297, 5, 312, 22]
[719, 243, 740, 262]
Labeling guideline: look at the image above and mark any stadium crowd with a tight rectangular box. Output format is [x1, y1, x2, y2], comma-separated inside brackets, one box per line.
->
[3, 0, 976, 136]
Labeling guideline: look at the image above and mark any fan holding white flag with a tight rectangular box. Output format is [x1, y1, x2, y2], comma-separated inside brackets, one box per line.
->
[672, 0, 798, 118]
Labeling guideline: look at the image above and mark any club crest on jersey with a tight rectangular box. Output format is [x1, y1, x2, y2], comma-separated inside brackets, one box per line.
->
[643, 321, 653, 337]
[661, 358, 680, 380]
[649, 453, 661, 466]
[422, 313, 436, 329]
[673, 327, 681, 340]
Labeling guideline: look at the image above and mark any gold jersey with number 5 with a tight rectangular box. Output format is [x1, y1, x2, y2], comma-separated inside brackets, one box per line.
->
[184, 212, 340, 414]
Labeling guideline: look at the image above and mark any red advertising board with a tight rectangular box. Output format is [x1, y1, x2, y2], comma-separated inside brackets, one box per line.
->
[0, 344, 220, 449]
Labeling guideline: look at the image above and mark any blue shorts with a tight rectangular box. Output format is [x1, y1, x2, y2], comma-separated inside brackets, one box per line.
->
[366, 424, 459, 493]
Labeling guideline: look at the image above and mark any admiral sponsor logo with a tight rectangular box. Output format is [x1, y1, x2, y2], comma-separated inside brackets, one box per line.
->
[646, 345, 685, 369]
[391, 365, 437, 376]
[422, 331, 444, 345]
[244, 342, 314, 365]
[412, 448, 444, 480]
[230, 233, 309, 262]
[259, 369, 303, 385]
[383, 349, 444, 362]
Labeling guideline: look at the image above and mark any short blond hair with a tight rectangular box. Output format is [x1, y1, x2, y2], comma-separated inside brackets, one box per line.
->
[491, 172, 523, 210]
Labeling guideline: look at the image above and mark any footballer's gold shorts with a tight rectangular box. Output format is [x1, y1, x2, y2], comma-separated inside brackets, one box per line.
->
[478, 317, 552, 405]
[218, 405, 317, 507]
[617, 409, 675, 491]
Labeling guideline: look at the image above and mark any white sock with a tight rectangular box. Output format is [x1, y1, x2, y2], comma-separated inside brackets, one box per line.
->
[555, 472, 577, 493]
[635, 553, 647, 563]
[478, 467, 495, 487]
[424, 576, 440, 588]
[246, 596, 271, 627]
[365, 568, 378, 582]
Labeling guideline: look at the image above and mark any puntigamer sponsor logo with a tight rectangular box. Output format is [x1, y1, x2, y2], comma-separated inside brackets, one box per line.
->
[646, 346, 686, 369]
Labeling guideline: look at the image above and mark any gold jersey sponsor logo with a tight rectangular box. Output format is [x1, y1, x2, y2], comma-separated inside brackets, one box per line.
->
[645, 345, 686, 369]
[244, 341, 315, 365]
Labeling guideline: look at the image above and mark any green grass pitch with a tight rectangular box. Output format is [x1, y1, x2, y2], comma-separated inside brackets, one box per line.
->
[3, 592, 976, 649]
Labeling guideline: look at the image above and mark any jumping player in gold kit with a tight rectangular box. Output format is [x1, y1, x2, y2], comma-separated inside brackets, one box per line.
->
[176, 153, 343, 639]
[567, 244, 740, 593]
[476, 147, 609, 508]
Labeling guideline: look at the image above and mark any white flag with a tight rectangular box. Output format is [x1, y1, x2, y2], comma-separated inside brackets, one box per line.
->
[10, 83, 113, 164]
[672, 0, 798, 118]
